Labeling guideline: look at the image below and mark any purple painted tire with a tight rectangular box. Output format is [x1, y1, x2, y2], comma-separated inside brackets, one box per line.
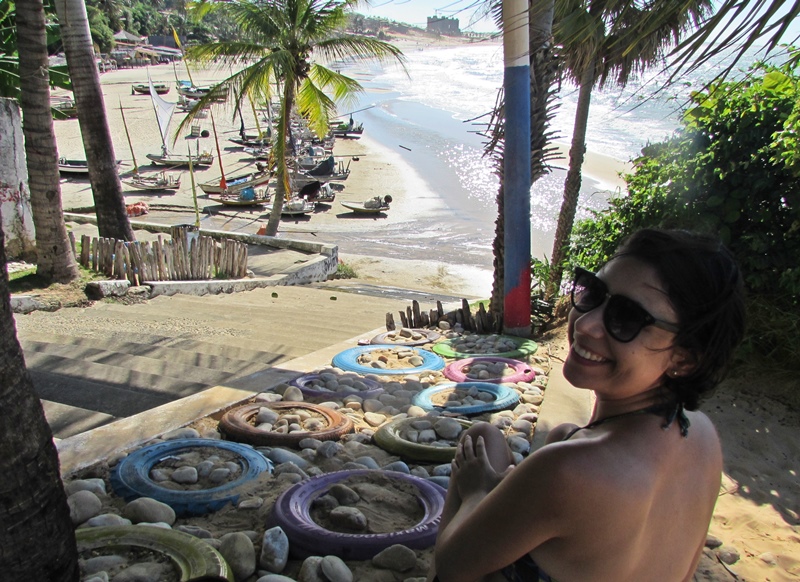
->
[443, 357, 536, 384]
[266, 469, 446, 560]
[289, 373, 384, 399]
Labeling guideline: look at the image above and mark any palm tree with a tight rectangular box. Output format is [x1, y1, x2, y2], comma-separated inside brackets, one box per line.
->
[17, 0, 80, 283]
[0, 225, 78, 581]
[545, 0, 711, 298]
[53, 0, 133, 241]
[182, 0, 404, 236]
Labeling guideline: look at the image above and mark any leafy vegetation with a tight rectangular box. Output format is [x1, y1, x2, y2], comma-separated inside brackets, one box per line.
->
[563, 56, 800, 376]
[333, 260, 357, 279]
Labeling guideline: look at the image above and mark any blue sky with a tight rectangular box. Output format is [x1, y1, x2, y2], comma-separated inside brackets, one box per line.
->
[360, 0, 499, 33]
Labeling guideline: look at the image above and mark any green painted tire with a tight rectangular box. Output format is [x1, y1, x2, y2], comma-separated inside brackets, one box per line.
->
[432, 335, 538, 359]
[374, 417, 473, 463]
[76, 525, 231, 581]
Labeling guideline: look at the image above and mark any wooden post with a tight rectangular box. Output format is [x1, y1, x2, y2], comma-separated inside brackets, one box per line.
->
[80, 235, 90, 267]
[68, 231, 77, 259]
[386, 312, 396, 331]
[412, 300, 422, 329]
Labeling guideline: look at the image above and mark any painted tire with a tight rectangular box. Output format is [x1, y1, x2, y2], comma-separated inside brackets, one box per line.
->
[374, 417, 473, 463]
[110, 439, 272, 517]
[76, 525, 231, 581]
[289, 373, 384, 399]
[432, 336, 538, 359]
[266, 469, 446, 560]
[443, 357, 536, 384]
[369, 329, 441, 346]
[411, 382, 520, 415]
[219, 402, 354, 447]
[332, 345, 445, 375]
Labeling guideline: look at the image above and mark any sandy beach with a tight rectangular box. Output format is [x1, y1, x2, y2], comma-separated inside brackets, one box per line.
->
[49, 38, 800, 581]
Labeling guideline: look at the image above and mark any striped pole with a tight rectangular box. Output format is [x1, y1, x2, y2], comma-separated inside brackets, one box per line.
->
[503, 0, 532, 336]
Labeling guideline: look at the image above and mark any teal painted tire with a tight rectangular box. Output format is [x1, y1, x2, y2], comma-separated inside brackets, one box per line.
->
[432, 335, 538, 359]
[76, 525, 231, 581]
[411, 382, 520, 415]
[332, 345, 445, 375]
[373, 417, 473, 463]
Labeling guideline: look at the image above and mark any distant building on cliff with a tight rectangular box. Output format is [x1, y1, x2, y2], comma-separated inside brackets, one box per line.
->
[427, 15, 460, 36]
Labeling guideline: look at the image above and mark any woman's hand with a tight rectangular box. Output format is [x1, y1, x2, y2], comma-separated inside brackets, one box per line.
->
[451, 435, 514, 502]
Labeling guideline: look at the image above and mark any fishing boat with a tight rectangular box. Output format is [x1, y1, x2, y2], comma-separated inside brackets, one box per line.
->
[58, 158, 121, 175]
[302, 155, 350, 181]
[297, 146, 333, 170]
[297, 180, 336, 206]
[145, 76, 214, 168]
[332, 119, 364, 137]
[210, 186, 271, 207]
[51, 97, 78, 119]
[199, 167, 271, 195]
[132, 83, 169, 95]
[229, 134, 271, 148]
[243, 146, 271, 160]
[122, 171, 181, 191]
[176, 81, 228, 101]
[264, 198, 315, 216]
[340, 195, 392, 214]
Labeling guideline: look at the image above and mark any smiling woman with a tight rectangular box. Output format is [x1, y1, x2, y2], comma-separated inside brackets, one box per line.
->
[429, 228, 746, 582]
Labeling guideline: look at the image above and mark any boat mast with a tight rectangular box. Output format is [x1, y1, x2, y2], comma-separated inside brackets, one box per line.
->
[148, 72, 169, 155]
[209, 109, 227, 190]
[119, 98, 139, 175]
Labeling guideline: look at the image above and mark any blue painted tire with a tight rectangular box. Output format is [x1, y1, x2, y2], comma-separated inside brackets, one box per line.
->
[374, 417, 473, 463]
[110, 438, 272, 517]
[75, 526, 231, 580]
[411, 382, 520, 415]
[431, 335, 538, 359]
[443, 357, 536, 384]
[266, 469, 446, 560]
[290, 373, 384, 399]
[332, 345, 445, 375]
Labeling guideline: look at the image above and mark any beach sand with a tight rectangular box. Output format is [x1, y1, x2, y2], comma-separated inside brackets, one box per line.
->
[50, 39, 799, 581]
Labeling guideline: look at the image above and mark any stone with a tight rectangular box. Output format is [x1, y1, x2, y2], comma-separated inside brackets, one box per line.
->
[717, 545, 740, 565]
[321, 555, 353, 582]
[257, 408, 281, 424]
[84, 280, 130, 299]
[112, 562, 169, 581]
[268, 449, 309, 468]
[273, 461, 310, 480]
[257, 575, 296, 582]
[364, 412, 386, 427]
[176, 524, 213, 538]
[382, 461, 410, 474]
[372, 544, 418, 572]
[328, 506, 367, 531]
[161, 427, 200, 440]
[260, 526, 290, 573]
[219, 532, 257, 581]
[354, 456, 381, 470]
[283, 386, 305, 401]
[68, 490, 102, 525]
[316, 441, 344, 459]
[65, 478, 107, 497]
[209, 467, 231, 484]
[171, 466, 198, 484]
[329, 483, 360, 505]
[433, 417, 462, 439]
[82, 555, 126, 574]
[705, 534, 723, 548]
[122, 497, 176, 525]
[238, 497, 264, 510]
[298, 556, 325, 582]
[84, 513, 132, 528]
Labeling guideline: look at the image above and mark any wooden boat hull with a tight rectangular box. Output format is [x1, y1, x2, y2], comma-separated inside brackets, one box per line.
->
[122, 174, 181, 191]
[132, 84, 169, 95]
[146, 153, 214, 167]
[199, 171, 271, 195]
[341, 200, 389, 214]
[264, 199, 315, 215]
[58, 159, 121, 175]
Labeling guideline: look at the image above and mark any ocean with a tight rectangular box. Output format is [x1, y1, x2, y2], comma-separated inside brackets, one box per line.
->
[334, 40, 770, 267]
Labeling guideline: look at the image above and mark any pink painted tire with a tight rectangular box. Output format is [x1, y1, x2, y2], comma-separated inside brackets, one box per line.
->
[443, 357, 536, 384]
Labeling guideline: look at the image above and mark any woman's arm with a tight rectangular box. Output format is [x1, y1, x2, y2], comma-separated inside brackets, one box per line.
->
[433, 438, 578, 582]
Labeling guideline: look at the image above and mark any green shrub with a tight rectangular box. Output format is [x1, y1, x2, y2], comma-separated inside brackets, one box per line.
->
[333, 260, 357, 279]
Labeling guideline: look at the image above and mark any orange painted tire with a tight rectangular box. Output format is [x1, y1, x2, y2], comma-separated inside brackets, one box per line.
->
[219, 402, 354, 447]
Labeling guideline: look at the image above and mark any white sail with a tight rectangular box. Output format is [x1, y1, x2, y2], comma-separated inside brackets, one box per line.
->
[148, 73, 176, 150]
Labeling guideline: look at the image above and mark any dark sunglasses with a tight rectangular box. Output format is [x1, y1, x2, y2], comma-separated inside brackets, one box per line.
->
[571, 267, 680, 343]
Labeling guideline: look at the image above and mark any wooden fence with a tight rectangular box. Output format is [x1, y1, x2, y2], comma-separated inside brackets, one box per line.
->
[73, 228, 248, 284]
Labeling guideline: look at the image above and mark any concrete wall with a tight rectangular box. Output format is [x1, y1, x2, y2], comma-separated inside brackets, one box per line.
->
[0, 98, 36, 261]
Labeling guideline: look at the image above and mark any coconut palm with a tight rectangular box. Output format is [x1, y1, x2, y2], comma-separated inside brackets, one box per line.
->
[182, 0, 405, 236]
[53, 0, 133, 241]
[545, 0, 712, 298]
[0, 223, 78, 580]
[17, 0, 80, 283]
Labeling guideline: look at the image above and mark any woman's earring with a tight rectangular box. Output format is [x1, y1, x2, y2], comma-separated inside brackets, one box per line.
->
[669, 370, 680, 378]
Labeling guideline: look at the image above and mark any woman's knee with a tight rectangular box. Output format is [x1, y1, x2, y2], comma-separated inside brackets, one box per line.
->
[461, 421, 514, 470]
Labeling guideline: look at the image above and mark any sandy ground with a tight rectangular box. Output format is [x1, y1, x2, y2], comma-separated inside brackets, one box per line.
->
[49, 38, 799, 581]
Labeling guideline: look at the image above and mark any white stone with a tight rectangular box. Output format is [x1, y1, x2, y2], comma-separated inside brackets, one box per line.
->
[260, 526, 290, 573]
[219, 532, 257, 581]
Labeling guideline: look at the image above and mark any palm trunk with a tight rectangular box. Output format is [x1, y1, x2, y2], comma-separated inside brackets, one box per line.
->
[16, 0, 80, 283]
[0, 224, 78, 581]
[265, 81, 295, 237]
[53, 0, 134, 241]
[547, 61, 594, 299]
